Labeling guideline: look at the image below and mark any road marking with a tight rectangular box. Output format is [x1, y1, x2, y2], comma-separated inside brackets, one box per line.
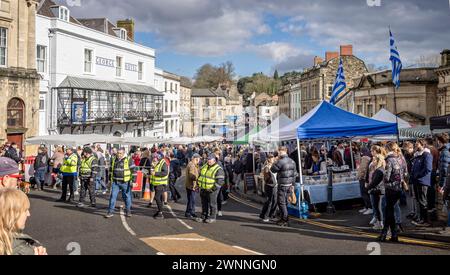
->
[148, 237, 206, 242]
[156, 252, 166, 255]
[229, 193, 450, 250]
[141, 233, 263, 255]
[119, 207, 136, 236]
[232, 246, 265, 255]
[166, 205, 194, 230]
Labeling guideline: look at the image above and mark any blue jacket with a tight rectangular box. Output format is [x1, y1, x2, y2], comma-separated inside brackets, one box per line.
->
[438, 144, 450, 187]
[411, 149, 433, 187]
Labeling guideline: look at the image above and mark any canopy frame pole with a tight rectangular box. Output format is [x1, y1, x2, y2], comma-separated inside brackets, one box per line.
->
[296, 138, 305, 205]
[349, 139, 354, 171]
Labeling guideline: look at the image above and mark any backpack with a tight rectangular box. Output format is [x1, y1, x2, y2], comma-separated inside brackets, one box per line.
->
[385, 156, 404, 192]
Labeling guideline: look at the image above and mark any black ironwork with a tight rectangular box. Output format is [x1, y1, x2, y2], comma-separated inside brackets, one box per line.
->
[56, 87, 163, 127]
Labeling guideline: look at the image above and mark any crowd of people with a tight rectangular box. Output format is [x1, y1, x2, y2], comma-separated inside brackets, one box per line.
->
[1, 133, 450, 254]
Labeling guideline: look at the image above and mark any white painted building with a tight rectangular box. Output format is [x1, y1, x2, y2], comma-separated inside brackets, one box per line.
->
[153, 69, 181, 139]
[36, 0, 163, 138]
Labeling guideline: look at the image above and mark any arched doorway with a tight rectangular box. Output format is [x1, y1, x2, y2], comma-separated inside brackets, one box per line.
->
[6, 98, 25, 150]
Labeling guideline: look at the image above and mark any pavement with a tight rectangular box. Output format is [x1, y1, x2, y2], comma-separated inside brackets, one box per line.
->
[233, 182, 450, 244]
[23, 174, 450, 255]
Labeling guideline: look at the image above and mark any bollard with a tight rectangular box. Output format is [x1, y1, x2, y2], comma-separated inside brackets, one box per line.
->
[327, 168, 335, 214]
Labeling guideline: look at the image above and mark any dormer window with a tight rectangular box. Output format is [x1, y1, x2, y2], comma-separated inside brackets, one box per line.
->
[59, 6, 69, 22]
[120, 29, 127, 40]
[113, 28, 128, 40]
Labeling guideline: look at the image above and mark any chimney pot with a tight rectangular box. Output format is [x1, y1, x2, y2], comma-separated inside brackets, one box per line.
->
[340, 45, 353, 56]
[325, 52, 339, 62]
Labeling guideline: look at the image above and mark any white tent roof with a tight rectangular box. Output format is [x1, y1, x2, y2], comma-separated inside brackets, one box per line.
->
[25, 134, 125, 147]
[372, 108, 412, 129]
[251, 114, 294, 143]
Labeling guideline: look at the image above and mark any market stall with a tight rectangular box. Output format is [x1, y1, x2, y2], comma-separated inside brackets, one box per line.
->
[265, 101, 398, 218]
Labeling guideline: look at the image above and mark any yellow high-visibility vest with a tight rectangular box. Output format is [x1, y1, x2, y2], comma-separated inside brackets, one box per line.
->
[198, 164, 221, 190]
[60, 154, 78, 174]
[150, 159, 169, 186]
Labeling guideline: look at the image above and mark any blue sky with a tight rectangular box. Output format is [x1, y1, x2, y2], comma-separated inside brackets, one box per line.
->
[67, 0, 450, 79]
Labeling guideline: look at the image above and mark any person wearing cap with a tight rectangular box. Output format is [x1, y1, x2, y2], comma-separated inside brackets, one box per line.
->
[150, 153, 169, 219]
[0, 157, 21, 189]
[105, 148, 135, 218]
[197, 154, 225, 224]
[77, 147, 98, 208]
[57, 147, 79, 202]
[185, 153, 201, 219]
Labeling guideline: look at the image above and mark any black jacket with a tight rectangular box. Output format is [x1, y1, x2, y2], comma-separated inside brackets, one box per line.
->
[271, 155, 297, 187]
[169, 159, 182, 180]
[5, 147, 21, 163]
[34, 153, 49, 170]
[367, 168, 385, 195]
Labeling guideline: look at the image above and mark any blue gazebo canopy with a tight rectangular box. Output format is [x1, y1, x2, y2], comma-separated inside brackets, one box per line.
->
[296, 101, 398, 139]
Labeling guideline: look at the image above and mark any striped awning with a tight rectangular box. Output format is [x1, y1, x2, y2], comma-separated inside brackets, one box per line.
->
[58, 76, 163, 96]
[399, 126, 432, 139]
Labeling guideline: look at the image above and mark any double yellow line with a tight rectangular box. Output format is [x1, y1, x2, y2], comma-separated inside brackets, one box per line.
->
[229, 193, 450, 250]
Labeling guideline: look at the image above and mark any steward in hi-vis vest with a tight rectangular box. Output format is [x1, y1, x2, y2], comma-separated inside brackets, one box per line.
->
[150, 153, 169, 220]
[77, 147, 98, 208]
[196, 154, 225, 224]
[105, 149, 135, 219]
[57, 147, 78, 203]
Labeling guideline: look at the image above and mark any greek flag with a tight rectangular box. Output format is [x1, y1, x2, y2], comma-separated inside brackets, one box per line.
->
[330, 58, 346, 105]
[390, 29, 403, 89]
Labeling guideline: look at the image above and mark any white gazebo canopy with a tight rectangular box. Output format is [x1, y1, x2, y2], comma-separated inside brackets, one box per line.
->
[372, 108, 412, 129]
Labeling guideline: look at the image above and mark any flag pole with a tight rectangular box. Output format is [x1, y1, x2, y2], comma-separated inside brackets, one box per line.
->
[393, 86, 400, 143]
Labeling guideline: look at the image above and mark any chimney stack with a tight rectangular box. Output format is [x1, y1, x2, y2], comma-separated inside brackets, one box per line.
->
[325, 52, 339, 62]
[314, 56, 324, 66]
[441, 49, 450, 67]
[117, 19, 135, 41]
[340, 45, 353, 56]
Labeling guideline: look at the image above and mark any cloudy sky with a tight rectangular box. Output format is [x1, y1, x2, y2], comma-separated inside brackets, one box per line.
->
[60, 0, 450, 78]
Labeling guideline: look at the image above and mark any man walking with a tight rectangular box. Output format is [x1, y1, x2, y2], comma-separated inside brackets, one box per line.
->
[271, 146, 297, 227]
[197, 155, 225, 224]
[185, 154, 201, 219]
[77, 147, 98, 208]
[105, 148, 134, 218]
[151, 153, 169, 219]
[57, 147, 78, 203]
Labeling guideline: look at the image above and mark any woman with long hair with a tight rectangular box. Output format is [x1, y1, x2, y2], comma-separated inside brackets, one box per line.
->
[367, 145, 386, 230]
[378, 142, 406, 242]
[0, 189, 47, 255]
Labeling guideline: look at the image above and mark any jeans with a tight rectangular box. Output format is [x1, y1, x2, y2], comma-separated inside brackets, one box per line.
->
[260, 185, 278, 219]
[34, 167, 47, 190]
[370, 193, 384, 222]
[382, 191, 402, 237]
[73, 177, 79, 193]
[95, 176, 107, 192]
[277, 185, 292, 222]
[107, 182, 132, 214]
[380, 193, 402, 224]
[359, 179, 371, 209]
[217, 186, 228, 212]
[185, 188, 196, 217]
[200, 189, 219, 220]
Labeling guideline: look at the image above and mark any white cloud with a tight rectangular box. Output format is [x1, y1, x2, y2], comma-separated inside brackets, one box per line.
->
[248, 42, 303, 63]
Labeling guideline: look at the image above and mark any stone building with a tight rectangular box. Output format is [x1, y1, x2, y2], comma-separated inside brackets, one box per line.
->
[436, 50, 450, 116]
[277, 85, 291, 118]
[191, 84, 243, 138]
[0, 0, 40, 150]
[338, 68, 439, 125]
[180, 76, 193, 137]
[298, 45, 368, 115]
